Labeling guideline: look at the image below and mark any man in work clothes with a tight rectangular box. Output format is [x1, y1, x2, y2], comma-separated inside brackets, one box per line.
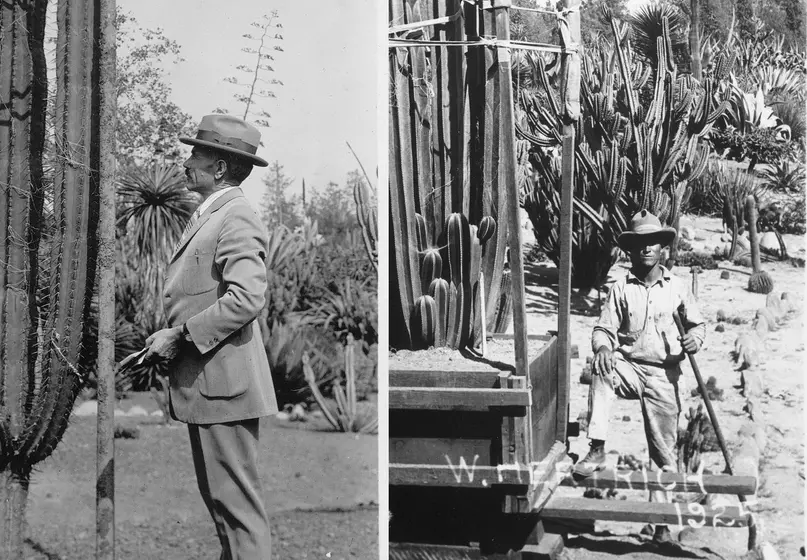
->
[573, 210, 706, 545]
[143, 114, 278, 559]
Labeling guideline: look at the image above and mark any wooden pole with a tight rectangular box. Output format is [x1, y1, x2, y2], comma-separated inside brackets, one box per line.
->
[493, 0, 532, 459]
[555, 0, 581, 443]
[96, 0, 117, 557]
[480, 271, 488, 356]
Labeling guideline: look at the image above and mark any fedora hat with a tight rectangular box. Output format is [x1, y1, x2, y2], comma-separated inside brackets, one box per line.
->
[180, 114, 268, 167]
[617, 209, 677, 251]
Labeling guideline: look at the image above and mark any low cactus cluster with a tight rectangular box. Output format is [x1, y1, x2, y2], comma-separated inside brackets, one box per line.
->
[411, 214, 502, 349]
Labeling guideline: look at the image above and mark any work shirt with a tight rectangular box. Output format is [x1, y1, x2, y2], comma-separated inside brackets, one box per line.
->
[591, 266, 705, 366]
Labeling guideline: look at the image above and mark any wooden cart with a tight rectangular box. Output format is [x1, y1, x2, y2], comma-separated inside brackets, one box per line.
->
[388, 0, 756, 557]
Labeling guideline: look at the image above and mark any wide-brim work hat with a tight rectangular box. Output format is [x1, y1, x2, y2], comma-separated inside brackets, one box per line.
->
[180, 114, 268, 167]
[617, 209, 677, 251]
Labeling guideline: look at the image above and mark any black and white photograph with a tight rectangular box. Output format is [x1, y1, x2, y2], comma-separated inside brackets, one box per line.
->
[387, 0, 805, 558]
[0, 0, 378, 558]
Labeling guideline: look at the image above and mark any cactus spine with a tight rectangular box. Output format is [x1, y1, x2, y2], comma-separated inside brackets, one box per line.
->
[1, 1, 103, 555]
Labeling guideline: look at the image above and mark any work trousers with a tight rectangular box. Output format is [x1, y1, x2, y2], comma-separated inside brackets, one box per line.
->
[586, 351, 682, 504]
[188, 419, 272, 560]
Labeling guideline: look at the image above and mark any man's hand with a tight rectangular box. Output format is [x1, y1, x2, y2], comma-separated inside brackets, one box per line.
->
[143, 326, 184, 365]
[679, 332, 700, 354]
[593, 346, 615, 376]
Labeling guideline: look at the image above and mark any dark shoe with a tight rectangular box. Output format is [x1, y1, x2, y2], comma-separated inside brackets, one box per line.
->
[652, 525, 676, 547]
[573, 441, 606, 478]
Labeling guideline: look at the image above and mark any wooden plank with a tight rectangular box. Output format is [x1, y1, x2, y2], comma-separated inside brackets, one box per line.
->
[389, 543, 480, 560]
[492, 333, 578, 358]
[559, 469, 758, 495]
[390, 409, 505, 437]
[390, 370, 505, 388]
[389, 387, 530, 410]
[541, 497, 751, 527]
[389, 463, 532, 488]
[390, 437, 496, 466]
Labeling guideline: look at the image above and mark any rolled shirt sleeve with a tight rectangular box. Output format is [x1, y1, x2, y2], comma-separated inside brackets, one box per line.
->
[591, 281, 623, 354]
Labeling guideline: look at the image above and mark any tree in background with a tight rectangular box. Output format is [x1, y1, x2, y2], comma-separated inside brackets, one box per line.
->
[262, 160, 302, 229]
[115, 10, 195, 163]
[305, 172, 364, 236]
[218, 11, 285, 127]
[580, 0, 628, 44]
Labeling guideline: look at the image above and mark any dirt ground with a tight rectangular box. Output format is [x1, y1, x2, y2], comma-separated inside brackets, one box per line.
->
[520, 214, 805, 559]
[23, 394, 378, 560]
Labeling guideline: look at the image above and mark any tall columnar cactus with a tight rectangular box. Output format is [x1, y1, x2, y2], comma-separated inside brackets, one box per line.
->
[390, 1, 513, 350]
[518, 13, 729, 289]
[745, 196, 774, 294]
[1, 1, 102, 555]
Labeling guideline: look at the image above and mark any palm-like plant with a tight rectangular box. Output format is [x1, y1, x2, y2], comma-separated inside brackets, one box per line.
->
[115, 162, 198, 388]
[628, 3, 689, 69]
[116, 162, 199, 263]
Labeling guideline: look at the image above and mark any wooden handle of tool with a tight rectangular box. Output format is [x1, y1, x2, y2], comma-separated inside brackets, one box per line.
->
[673, 311, 736, 478]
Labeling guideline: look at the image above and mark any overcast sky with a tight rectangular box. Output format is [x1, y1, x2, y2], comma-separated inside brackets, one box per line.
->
[117, 0, 380, 209]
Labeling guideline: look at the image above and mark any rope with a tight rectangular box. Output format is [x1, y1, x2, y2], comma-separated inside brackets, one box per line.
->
[388, 0, 580, 53]
[388, 6, 463, 35]
[389, 36, 578, 55]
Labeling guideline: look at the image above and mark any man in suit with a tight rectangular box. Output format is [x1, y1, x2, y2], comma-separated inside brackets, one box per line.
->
[143, 114, 278, 559]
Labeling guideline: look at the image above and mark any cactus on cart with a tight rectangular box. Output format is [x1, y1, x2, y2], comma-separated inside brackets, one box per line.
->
[1, 0, 103, 555]
[403, 213, 508, 350]
[389, 6, 514, 350]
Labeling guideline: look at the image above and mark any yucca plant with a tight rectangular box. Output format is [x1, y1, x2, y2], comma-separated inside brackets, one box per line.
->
[303, 335, 377, 434]
[759, 158, 806, 194]
[1, 0, 111, 555]
[518, 12, 728, 289]
[309, 276, 378, 349]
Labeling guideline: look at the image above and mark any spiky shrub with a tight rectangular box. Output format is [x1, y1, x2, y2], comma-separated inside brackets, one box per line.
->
[303, 335, 377, 434]
[518, 13, 728, 289]
[746, 195, 774, 293]
[390, 3, 512, 350]
[1, 1, 103, 555]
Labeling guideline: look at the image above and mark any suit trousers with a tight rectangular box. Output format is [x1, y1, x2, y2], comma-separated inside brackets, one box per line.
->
[188, 419, 271, 560]
[586, 352, 682, 504]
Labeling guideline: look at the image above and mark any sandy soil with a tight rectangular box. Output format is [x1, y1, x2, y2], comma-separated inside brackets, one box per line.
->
[23, 393, 378, 560]
[519, 215, 805, 559]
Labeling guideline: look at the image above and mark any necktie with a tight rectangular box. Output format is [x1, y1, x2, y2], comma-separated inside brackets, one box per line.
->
[174, 209, 200, 254]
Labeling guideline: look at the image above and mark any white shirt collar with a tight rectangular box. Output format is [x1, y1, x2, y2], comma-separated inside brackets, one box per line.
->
[197, 186, 237, 217]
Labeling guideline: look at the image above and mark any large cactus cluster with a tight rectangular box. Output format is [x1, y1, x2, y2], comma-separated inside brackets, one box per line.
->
[390, 0, 513, 350]
[517, 12, 729, 289]
[1, 0, 102, 554]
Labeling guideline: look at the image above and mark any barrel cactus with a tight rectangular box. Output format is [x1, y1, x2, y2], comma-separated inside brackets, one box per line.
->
[1, 0, 104, 555]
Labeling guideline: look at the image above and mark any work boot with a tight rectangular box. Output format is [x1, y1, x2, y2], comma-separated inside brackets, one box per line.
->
[573, 440, 606, 478]
[652, 525, 675, 547]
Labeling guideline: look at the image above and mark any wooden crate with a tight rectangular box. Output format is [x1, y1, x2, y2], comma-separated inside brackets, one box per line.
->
[389, 335, 567, 501]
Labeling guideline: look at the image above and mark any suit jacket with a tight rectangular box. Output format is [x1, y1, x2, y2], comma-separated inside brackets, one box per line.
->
[162, 187, 278, 424]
